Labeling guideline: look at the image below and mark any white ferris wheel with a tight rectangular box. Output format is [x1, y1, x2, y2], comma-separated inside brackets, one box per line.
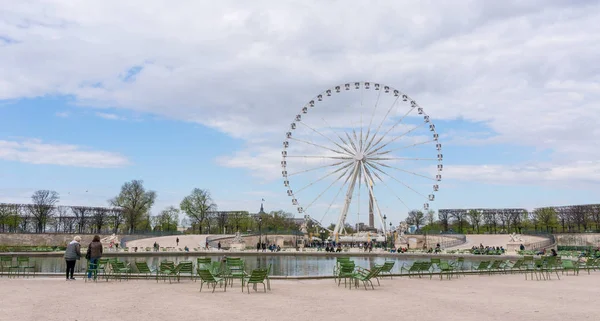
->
[281, 82, 442, 239]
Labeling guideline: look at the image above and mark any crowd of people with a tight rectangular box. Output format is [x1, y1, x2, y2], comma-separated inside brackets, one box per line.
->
[471, 243, 506, 254]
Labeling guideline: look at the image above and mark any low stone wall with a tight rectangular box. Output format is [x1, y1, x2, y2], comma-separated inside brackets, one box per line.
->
[208, 234, 300, 249]
[0, 233, 154, 247]
[555, 233, 600, 247]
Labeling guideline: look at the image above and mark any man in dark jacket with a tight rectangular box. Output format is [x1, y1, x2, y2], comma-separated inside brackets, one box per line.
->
[87, 235, 103, 279]
[64, 236, 82, 280]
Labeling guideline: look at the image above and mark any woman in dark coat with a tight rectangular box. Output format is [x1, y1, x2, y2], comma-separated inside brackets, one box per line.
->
[87, 235, 104, 279]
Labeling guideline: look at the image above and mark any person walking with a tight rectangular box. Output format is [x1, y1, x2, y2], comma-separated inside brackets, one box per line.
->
[64, 236, 82, 281]
[87, 235, 103, 280]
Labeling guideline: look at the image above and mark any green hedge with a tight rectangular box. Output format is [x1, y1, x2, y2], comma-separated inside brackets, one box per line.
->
[557, 246, 595, 251]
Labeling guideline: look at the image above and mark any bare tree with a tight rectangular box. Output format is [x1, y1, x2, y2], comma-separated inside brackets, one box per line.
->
[425, 209, 436, 226]
[108, 208, 124, 233]
[29, 190, 59, 233]
[72, 206, 91, 233]
[572, 205, 589, 232]
[180, 188, 217, 234]
[406, 210, 425, 231]
[449, 209, 468, 233]
[110, 180, 156, 233]
[91, 207, 109, 233]
[468, 209, 482, 233]
[438, 210, 449, 232]
[0, 204, 9, 232]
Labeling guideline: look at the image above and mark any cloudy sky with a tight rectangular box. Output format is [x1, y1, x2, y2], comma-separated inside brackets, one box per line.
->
[1, 0, 599, 226]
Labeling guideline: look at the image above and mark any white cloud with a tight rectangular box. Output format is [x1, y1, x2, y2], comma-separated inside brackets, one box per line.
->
[1, 0, 599, 189]
[95, 112, 125, 120]
[444, 161, 600, 186]
[55, 111, 70, 118]
[0, 138, 130, 168]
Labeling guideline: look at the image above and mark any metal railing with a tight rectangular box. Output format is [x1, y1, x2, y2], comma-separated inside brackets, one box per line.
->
[525, 234, 556, 250]
[424, 234, 466, 248]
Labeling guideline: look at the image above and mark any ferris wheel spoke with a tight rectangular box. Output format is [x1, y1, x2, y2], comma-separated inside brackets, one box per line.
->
[363, 95, 400, 153]
[289, 137, 352, 156]
[370, 139, 436, 157]
[363, 88, 383, 146]
[293, 162, 354, 195]
[345, 132, 360, 155]
[369, 160, 437, 181]
[316, 166, 354, 226]
[319, 117, 358, 154]
[364, 106, 415, 154]
[361, 163, 410, 211]
[287, 160, 351, 177]
[302, 163, 355, 213]
[367, 162, 430, 200]
[297, 121, 355, 156]
[286, 155, 353, 160]
[369, 157, 438, 161]
[367, 122, 426, 156]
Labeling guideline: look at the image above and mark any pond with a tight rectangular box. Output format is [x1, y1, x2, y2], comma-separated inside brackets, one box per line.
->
[3, 254, 484, 276]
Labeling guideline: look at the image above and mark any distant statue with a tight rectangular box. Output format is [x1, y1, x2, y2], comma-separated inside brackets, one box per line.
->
[300, 221, 308, 234]
[398, 221, 408, 236]
[232, 231, 244, 243]
[101, 233, 119, 245]
[509, 233, 523, 242]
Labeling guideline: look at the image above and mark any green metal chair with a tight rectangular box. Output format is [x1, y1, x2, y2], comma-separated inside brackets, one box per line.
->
[85, 260, 100, 282]
[0, 256, 13, 277]
[438, 261, 455, 280]
[176, 261, 194, 281]
[244, 269, 268, 294]
[197, 269, 226, 293]
[562, 260, 579, 276]
[400, 261, 423, 277]
[351, 266, 383, 290]
[337, 262, 356, 288]
[225, 258, 247, 287]
[157, 261, 177, 283]
[134, 261, 156, 279]
[375, 261, 395, 279]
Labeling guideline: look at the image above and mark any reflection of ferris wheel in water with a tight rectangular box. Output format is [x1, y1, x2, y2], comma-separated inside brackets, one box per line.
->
[281, 82, 442, 239]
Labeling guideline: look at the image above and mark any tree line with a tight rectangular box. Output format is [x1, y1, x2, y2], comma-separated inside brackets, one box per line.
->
[406, 204, 600, 234]
[0, 180, 300, 235]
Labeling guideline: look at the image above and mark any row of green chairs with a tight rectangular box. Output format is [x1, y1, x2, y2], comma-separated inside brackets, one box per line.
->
[334, 258, 392, 290]
[0, 256, 36, 278]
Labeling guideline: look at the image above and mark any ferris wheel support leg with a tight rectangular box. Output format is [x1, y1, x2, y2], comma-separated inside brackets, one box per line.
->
[333, 163, 360, 237]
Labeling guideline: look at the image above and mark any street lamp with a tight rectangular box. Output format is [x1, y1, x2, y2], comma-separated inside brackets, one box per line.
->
[383, 215, 387, 249]
[320, 229, 325, 247]
[258, 217, 263, 250]
[389, 222, 393, 250]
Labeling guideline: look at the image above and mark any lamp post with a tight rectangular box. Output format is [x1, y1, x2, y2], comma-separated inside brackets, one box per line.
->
[258, 217, 263, 247]
[383, 215, 387, 250]
[389, 222, 393, 250]
[320, 229, 325, 247]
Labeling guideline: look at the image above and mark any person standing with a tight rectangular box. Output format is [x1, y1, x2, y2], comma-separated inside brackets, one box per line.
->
[217, 241, 221, 250]
[64, 236, 82, 281]
[176, 237, 179, 247]
[87, 235, 103, 279]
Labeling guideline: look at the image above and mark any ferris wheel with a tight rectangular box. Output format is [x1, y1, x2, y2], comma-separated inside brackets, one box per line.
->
[281, 82, 442, 239]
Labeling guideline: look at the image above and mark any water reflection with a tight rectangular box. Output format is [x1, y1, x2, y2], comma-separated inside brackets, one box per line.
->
[11, 255, 435, 276]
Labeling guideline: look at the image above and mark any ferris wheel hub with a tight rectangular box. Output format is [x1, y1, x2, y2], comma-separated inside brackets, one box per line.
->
[354, 152, 366, 161]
